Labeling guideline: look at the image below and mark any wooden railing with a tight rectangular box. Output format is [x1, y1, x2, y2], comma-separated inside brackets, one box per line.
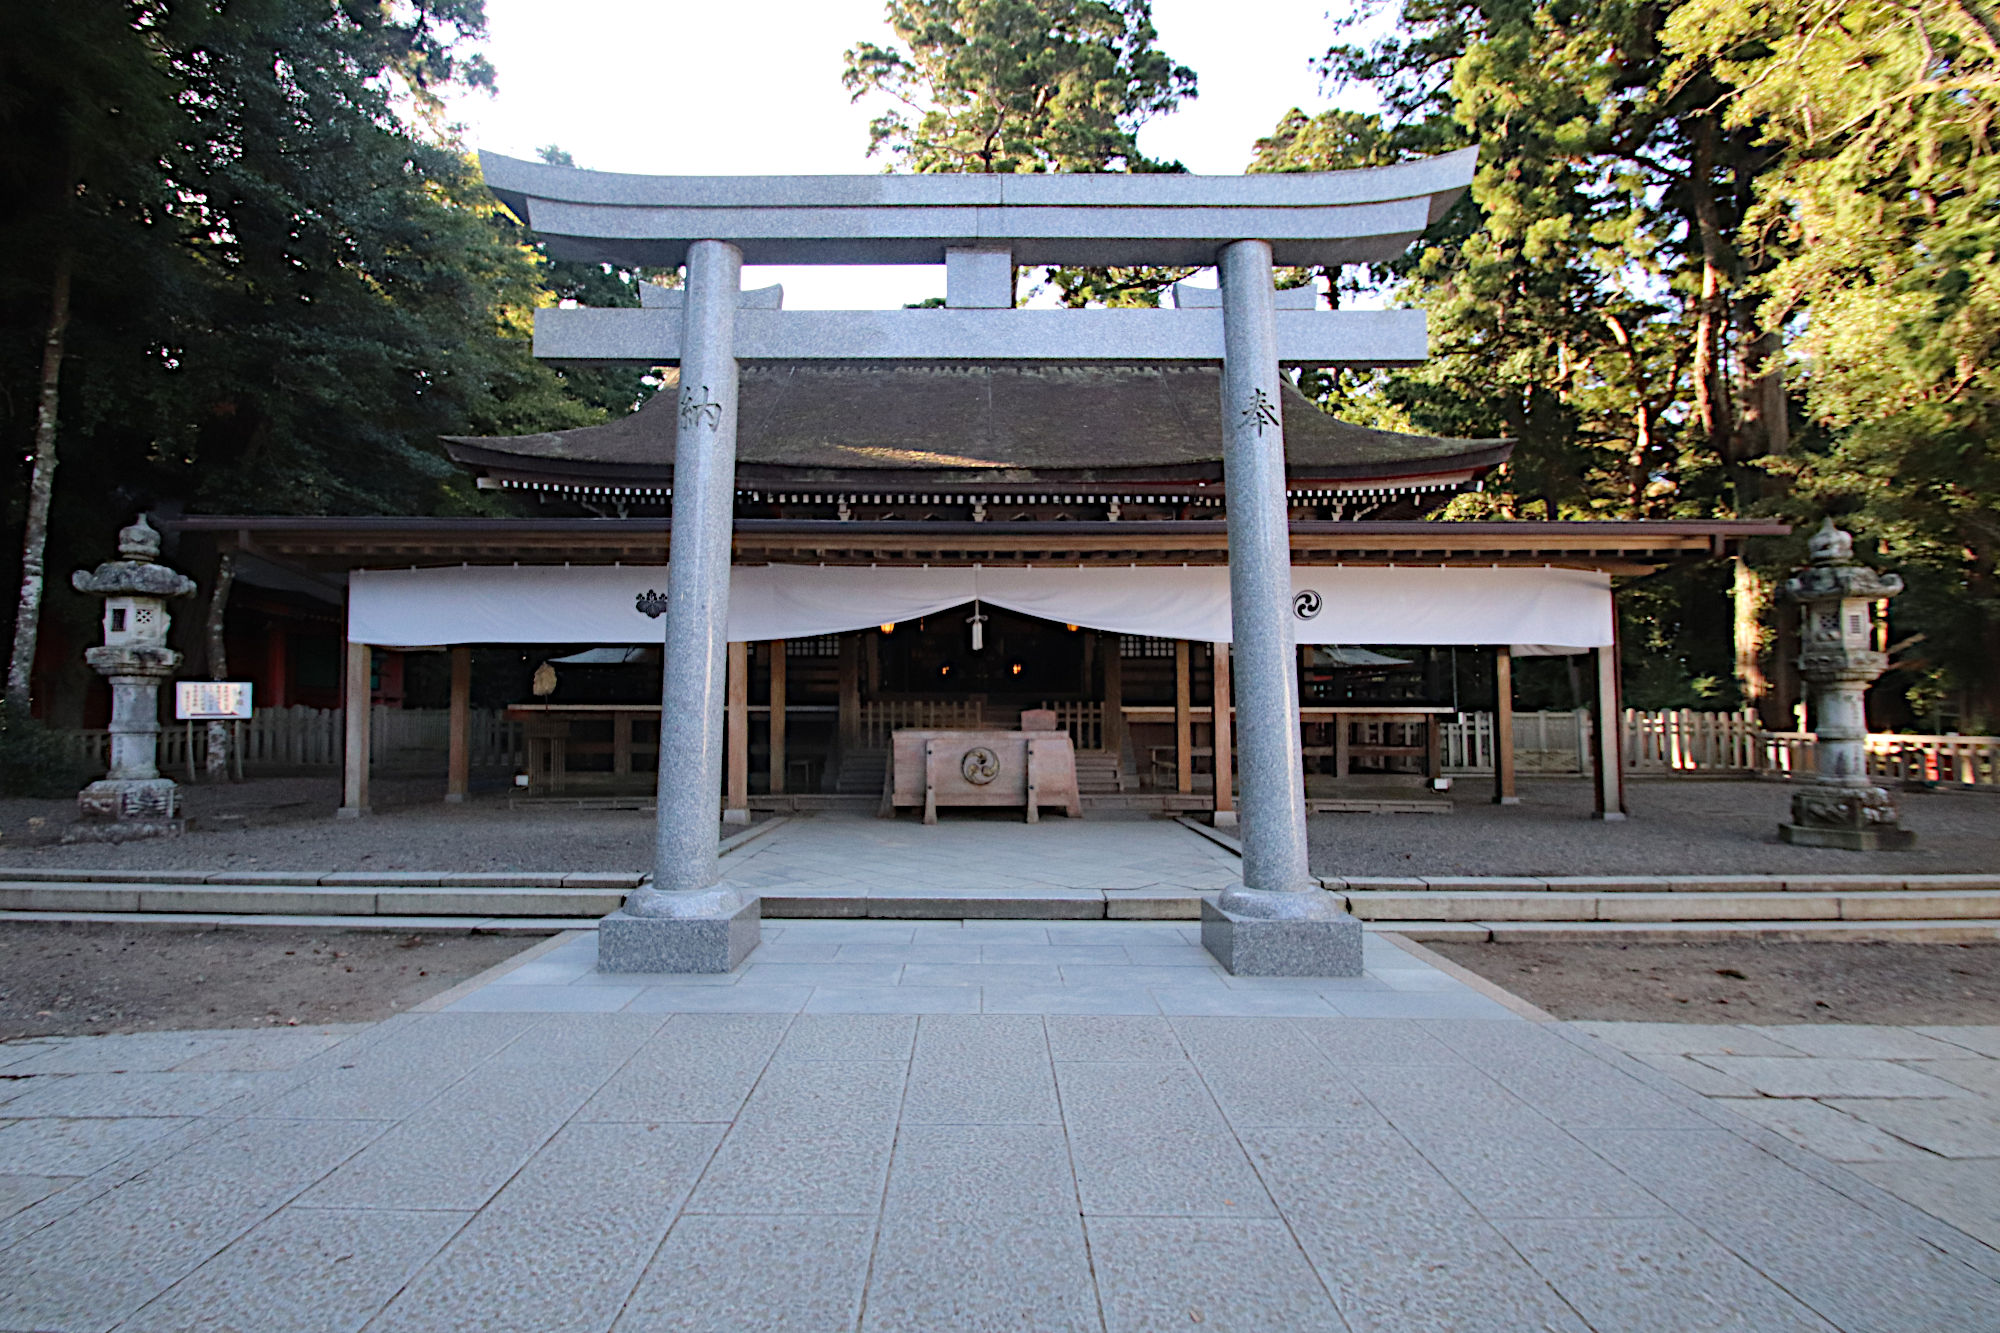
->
[857, 699, 987, 748]
[1038, 701, 1105, 752]
[58, 706, 523, 776]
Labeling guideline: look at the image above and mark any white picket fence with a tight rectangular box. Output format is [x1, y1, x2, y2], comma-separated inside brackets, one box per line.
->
[1624, 708, 1765, 775]
[59, 707, 522, 776]
[1439, 708, 1999, 788]
[1442, 710, 1594, 775]
[1762, 730, 2000, 788]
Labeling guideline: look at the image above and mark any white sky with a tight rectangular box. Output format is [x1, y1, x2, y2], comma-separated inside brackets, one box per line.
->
[442, 0, 1377, 309]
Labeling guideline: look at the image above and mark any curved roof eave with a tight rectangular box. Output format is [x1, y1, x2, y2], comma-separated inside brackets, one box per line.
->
[444, 362, 1511, 488]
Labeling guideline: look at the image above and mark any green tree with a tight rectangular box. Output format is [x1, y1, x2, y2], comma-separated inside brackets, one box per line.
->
[0, 1, 620, 713]
[0, 0, 183, 706]
[844, 0, 1198, 306]
[844, 0, 1195, 173]
[1666, 0, 2000, 726]
[1251, 1, 1795, 711]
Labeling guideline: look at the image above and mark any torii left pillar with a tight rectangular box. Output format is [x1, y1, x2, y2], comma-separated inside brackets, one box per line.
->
[1198, 240, 1363, 976]
[599, 240, 762, 972]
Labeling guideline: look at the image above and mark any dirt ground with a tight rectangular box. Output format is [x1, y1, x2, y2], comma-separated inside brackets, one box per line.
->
[0, 923, 545, 1040]
[1432, 939, 2000, 1025]
[0, 774, 743, 874]
[1310, 777, 2000, 876]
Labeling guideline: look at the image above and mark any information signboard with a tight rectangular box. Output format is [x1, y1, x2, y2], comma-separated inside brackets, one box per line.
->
[176, 681, 253, 721]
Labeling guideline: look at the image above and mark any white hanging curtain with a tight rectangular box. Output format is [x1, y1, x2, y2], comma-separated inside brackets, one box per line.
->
[347, 562, 1612, 654]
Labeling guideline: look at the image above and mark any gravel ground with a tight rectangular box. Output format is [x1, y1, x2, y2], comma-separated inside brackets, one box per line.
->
[0, 776, 738, 874]
[1432, 939, 2000, 1025]
[1310, 778, 2000, 877]
[0, 923, 539, 1039]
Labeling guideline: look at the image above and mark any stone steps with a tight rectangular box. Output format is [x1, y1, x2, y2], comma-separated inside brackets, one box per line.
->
[1340, 888, 2000, 923]
[0, 909, 579, 933]
[0, 868, 645, 887]
[0, 881, 626, 917]
[1321, 873, 2000, 892]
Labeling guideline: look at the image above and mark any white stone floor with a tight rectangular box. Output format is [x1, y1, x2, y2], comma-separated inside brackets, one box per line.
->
[7, 975, 2000, 1329]
[721, 812, 1244, 902]
[1578, 1020, 2000, 1252]
[443, 924, 1520, 1018]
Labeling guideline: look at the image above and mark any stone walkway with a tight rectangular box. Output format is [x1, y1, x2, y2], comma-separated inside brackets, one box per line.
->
[1580, 1020, 2000, 1251]
[722, 813, 1243, 911]
[442, 924, 1517, 1018]
[6, 932, 2000, 1330]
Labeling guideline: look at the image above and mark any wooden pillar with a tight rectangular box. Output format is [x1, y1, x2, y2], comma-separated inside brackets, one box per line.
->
[725, 640, 750, 824]
[445, 644, 470, 804]
[837, 633, 861, 750]
[1102, 632, 1124, 753]
[264, 626, 288, 709]
[612, 712, 633, 777]
[1211, 641, 1235, 825]
[1492, 646, 1519, 805]
[1174, 638, 1193, 795]
[338, 640, 370, 818]
[1591, 633, 1627, 820]
[768, 639, 787, 796]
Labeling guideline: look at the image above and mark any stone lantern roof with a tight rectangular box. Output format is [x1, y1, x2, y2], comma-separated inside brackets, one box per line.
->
[71, 516, 197, 601]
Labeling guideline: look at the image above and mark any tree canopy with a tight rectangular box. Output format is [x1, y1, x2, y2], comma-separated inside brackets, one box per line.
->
[1245, 0, 2000, 725]
[0, 0, 622, 708]
[844, 0, 1196, 174]
[1666, 0, 2000, 724]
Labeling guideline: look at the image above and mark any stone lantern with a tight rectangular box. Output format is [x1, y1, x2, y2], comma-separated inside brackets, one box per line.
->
[69, 515, 196, 837]
[1778, 519, 1914, 850]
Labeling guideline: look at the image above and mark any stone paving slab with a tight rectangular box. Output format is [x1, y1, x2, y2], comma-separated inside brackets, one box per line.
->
[1577, 1019, 2000, 1260]
[5, 1002, 2000, 1329]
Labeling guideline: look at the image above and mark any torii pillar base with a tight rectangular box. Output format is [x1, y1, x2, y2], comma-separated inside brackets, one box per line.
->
[597, 893, 761, 974]
[1201, 894, 1362, 977]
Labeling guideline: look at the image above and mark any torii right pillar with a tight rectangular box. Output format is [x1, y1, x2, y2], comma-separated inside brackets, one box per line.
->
[1200, 240, 1364, 977]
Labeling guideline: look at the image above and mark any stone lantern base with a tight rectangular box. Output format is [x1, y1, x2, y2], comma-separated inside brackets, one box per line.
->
[1779, 785, 1915, 852]
[68, 777, 185, 843]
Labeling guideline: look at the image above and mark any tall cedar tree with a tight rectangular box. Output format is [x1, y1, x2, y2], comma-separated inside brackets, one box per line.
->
[1666, 0, 2000, 728]
[1251, 1, 1793, 712]
[844, 0, 1200, 306]
[0, 1, 611, 713]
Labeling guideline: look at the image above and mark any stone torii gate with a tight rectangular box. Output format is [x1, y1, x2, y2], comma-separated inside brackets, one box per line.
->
[479, 149, 1479, 976]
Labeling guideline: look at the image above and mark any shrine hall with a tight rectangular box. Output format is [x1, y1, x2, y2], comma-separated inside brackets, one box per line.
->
[165, 352, 1773, 824]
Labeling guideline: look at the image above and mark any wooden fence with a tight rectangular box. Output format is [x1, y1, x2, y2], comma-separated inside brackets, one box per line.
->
[1441, 710, 1593, 776]
[1762, 730, 2000, 788]
[58, 706, 522, 776]
[1439, 708, 1999, 788]
[1625, 708, 1764, 775]
[56, 703, 1999, 790]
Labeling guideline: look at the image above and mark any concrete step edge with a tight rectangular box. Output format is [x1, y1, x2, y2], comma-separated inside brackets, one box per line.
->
[0, 870, 646, 888]
[0, 909, 581, 932]
[1322, 874, 2000, 892]
[1341, 889, 2000, 923]
[0, 885, 627, 917]
[1415, 919, 2000, 944]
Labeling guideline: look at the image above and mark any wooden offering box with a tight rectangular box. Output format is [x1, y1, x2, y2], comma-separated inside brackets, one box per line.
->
[887, 728, 1082, 824]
